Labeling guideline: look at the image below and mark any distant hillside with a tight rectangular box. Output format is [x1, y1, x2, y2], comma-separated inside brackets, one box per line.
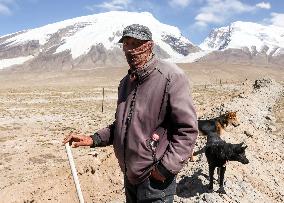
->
[0, 11, 199, 71]
[197, 21, 284, 65]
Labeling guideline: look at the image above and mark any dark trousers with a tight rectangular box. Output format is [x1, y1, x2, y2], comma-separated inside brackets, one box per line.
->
[124, 176, 176, 203]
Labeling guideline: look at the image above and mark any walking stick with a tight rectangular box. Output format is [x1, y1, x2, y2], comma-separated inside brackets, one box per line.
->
[65, 143, 85, 203]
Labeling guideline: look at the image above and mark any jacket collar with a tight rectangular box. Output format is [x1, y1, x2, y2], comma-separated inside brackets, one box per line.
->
[128, 54, 158, 84]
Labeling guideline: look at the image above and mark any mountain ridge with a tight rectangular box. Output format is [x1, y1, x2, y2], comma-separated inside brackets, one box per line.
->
[0, 11, 199, 71]
[200, 21, 284, 55]
[1, 13, 284, 71]
[194, 21, 284, 65]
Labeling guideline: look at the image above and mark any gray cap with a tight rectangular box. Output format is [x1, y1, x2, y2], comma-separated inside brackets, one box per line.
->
[118, 24, 152, 43]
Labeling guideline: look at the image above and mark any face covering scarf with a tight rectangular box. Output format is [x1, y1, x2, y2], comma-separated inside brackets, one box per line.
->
[124, 41, 154, 81]
[124, 40, 154, 69]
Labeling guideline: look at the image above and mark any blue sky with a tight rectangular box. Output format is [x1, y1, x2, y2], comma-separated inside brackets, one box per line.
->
[0, 0, 283, 44]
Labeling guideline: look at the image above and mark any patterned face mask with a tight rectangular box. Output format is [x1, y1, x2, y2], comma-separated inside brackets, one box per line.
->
[124, 40, 154, 69]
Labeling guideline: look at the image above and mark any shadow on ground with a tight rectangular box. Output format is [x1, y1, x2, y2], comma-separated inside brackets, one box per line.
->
[176, 169, 209, 198]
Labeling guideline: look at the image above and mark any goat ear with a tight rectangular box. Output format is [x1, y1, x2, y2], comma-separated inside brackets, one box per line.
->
[242, 145, 248, 150]
[239, 142, 244, 146]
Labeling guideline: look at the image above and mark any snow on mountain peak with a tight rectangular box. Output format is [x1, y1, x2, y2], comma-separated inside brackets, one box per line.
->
[3, 11, 192, 59]
[200, 21, 284, 54]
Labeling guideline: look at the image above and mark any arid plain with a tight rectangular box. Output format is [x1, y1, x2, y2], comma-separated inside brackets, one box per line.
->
[0, 62, 283, 203]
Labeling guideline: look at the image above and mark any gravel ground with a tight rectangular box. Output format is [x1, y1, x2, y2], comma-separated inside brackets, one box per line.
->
[0, 75, 283, 203]
[175, 78, 284, 203]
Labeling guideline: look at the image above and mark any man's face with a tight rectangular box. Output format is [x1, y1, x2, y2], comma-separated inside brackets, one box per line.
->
[122, 37, 146, 51]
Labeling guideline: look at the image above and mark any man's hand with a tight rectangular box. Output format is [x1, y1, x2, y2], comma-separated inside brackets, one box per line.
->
[62, 132, 93, 148]
[150, 166, 166, 182]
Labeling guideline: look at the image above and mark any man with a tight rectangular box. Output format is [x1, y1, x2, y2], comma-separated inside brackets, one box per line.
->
[63, 24, 198, 202]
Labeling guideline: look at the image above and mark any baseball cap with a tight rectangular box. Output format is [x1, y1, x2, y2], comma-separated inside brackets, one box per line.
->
[118, 24, 152, 43]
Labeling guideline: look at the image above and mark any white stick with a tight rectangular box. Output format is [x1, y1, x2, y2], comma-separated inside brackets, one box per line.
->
[65, 143, 85, 203]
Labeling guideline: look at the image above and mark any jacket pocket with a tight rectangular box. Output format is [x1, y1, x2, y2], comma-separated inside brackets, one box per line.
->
[147, 127, 167, 163]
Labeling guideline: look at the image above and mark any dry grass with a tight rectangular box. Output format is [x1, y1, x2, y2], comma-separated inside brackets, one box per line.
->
[0, 62, 283, 202]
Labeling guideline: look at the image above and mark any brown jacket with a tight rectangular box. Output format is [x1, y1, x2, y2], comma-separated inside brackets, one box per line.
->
[95, 56, 198, 185]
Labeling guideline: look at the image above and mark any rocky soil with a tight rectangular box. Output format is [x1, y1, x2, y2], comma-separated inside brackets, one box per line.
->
[176, 78, 284, 203]
[0, 68, 283, 203]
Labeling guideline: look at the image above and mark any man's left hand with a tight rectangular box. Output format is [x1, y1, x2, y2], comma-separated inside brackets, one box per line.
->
[150, 166, 166, 182]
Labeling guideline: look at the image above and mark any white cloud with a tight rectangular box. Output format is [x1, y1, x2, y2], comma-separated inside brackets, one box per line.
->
[0, 3, 11, 15]
[256, 2, 271, 9]
[0, 0, 15, 3]
[270, 12, 284, 27]
[194, 21, 207, 27]
[169, 0, 191, 8]
[194, 0, 256, 27]
[0, 0, 17, 15]
[195, 12, 222, 24]
[86, 0, 131, 11]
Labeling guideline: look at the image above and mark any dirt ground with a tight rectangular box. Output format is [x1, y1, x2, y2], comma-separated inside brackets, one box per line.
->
[0, 63, 283, 203]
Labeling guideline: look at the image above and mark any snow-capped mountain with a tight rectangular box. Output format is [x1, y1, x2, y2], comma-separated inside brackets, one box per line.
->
[200, 21, 284, 55]
[198, 21, 284, 65]
[0, 11, 199, 70]
[2, 15, 284, 70]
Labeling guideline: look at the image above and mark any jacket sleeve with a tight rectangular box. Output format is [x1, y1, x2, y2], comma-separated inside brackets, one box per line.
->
[160, 71, 198, 174]
[92, 78, 125, 147]
[93, 121, 115, 146]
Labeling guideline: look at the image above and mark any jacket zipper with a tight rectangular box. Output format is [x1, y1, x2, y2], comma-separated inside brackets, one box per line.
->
[123, 83, 138, 174]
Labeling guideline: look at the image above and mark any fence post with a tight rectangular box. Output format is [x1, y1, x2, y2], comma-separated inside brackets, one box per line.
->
[102, 87, 104, 113]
